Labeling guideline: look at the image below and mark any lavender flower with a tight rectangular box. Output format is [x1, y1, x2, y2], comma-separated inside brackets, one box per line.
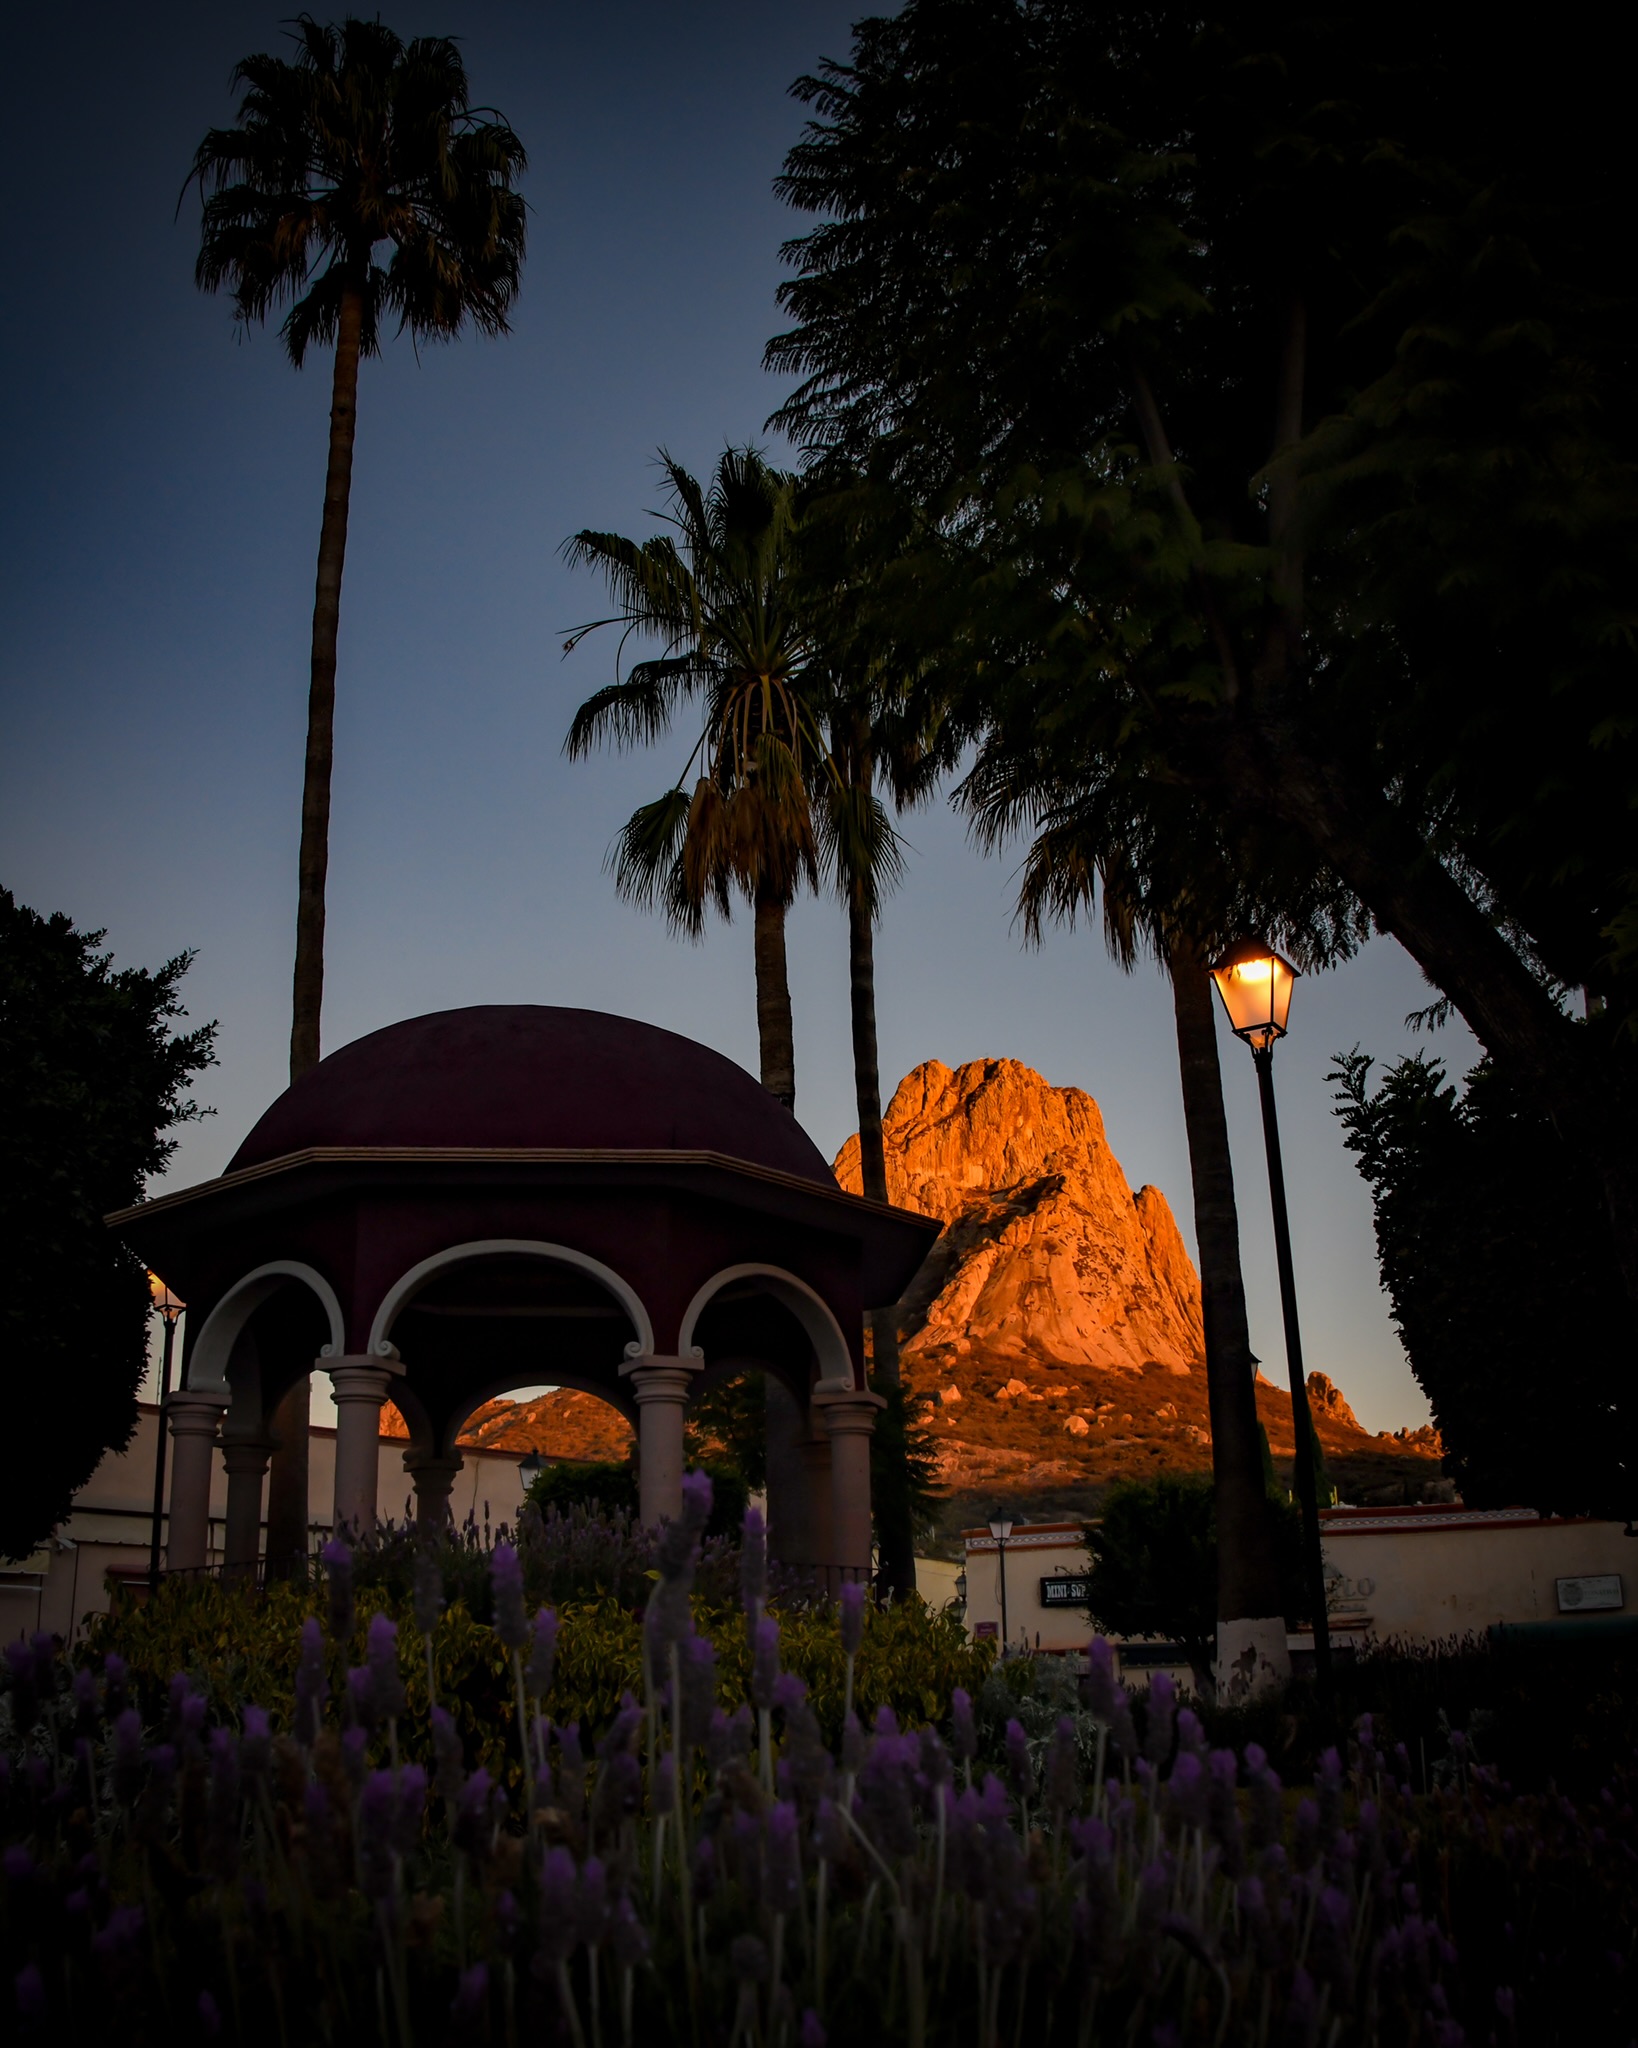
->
[537, 1846, 578, 1966]
[730, 1933, 770, 1984]
[1084, 1638, 1138, 1760]
[555, 1721, 587, 1818]
[15, 1963, 45, 2019]
[764, 1799, 803, 1915]
[101, 1652, 128, 1718]
[197, 1991, 222, 2039]
[431, 1705, 464, 1808]
[111, 1708, 145, 1808]
[1045, 1715, 1080, 1815]
[413, 1545, 445, 1638]
[680, 1630, 718, 1748]
[71, 1664, 99, 1737]
[575, 1856, 610, 1949]
[490, 1542, 528, 1651]
[951, 1687, 978, 1767]
[450, 1964, 488, 2027]
[364, 1612, 407, 1722]
[1166, 1752, 1210, 1835]
[322, 1536, 354, 1642]
[608, 1891, 649, 1970]
[1004, 1719, 1033, 1808]
[525, 1608, 558, 1699]
[800, 2011, 827, 2048]
[294, 1617, 328, 1746]
[454, 1768, 501, 1861]
[205, 1728, 242, 1879]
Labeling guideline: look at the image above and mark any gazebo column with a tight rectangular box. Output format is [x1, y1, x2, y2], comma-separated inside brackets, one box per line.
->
[620, 1353, 701, 1526]
[814, 1388, 884, 1590]
[407, 1452, 464, 1529]
[221, 1435, 273, 1580]
[326, 1356, 402, 1534]
[165, 1389, 228, 1573]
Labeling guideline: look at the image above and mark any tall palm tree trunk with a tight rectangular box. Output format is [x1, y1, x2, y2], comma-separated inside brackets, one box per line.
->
[848, 877, 918, 1601]
[270, 283, 362, 1572]
[289, 281, 364, 1085]
[753, 884, 797, 1109]
[1167, 931, 1291, 1698]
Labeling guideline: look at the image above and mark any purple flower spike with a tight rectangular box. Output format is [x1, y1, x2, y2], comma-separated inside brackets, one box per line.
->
[1145, 1673, 1177, 1765]
[751, 1615, 781, 1711]
[366, 1613, 407, 1722]
[1005, 1719, 1034, 1807]
[609, 1892, 649, 1970]
[538, 1846, 578, 1965]
[839, 1580, 866, 1659]
[800, 2010, 827, 2048]
[413, 1546, 444, 1638]
[15, 1963, 45, 2019]
[294, 1617, 328, 1746]
[197, 1990, 222, 2039]
[451, 1963, 488, 2025]
[490, 1542, 528, 1651]
[681, 1468, 713, 1532]
[951, 1688, 977, 1763]
[526, 1608, 558, 1699]
[322, 1536, 354, 1643]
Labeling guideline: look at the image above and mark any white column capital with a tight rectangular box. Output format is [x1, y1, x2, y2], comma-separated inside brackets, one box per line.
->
[325, 1358, 401, 1409]
[812, 1387, 885, 1437]
[165, 1388, 228, 1439]
[219, 1433, 274, 1476]
[620, 1353, 702, 1405]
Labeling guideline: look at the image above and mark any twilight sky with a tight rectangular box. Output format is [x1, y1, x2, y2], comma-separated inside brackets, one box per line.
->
[0, 0, 1472, 1433]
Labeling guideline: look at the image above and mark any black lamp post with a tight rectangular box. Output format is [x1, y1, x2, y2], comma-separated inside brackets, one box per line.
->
[1210, 940, 1333, 1689]
[146, 1271, 185, 1594]
[988, 1515, 1014, 1652]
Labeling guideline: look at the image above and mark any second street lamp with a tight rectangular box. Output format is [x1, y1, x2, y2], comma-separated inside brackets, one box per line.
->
[988, 1516, 1014, 1653]
[145, 1271, 186, 1594]
[1211, 939, 1333, 1690]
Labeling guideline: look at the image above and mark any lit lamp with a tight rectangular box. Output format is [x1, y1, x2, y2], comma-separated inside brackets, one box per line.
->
[1210, 940, 1332, 1688]
[146, 1271, 186, 1594]
[988, 1516, 1014, 1655]
[518, 1450, 547, 1486]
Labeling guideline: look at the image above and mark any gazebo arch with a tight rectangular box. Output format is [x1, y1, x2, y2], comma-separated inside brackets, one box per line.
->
[368, 1238, 656, 1358]
[188, 1260, 345, 1392]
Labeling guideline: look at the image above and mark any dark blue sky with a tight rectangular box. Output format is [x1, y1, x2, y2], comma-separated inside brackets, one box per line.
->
[0, 0, 1467, 1429]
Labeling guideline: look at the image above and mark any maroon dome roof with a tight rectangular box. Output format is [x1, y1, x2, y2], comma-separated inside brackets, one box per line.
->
[227, 1006, 836, 1186]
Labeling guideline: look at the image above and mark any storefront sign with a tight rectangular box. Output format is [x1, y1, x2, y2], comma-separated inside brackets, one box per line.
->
[1039, 1575, 1091, 1608]
[1556, 1574, 1623, 1613]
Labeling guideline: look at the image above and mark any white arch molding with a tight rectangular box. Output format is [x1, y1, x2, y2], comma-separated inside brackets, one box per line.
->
[366, 1239, 656, 1358]
[187, 1261, 347, 1394]
[677, 1264, 857, 1392]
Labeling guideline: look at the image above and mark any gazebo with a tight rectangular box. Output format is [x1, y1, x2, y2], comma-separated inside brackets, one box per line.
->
[109, 1006, 939, 1587]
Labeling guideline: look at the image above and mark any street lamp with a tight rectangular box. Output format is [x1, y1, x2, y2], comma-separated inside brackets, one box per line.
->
[988, 1516, 1014, 1653]
[146, 1271, 185, 1594]
[1210, 939, 1333, 1689]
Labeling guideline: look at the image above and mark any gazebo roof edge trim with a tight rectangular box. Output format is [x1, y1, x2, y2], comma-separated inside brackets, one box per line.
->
[105, 1145, 942, 1236]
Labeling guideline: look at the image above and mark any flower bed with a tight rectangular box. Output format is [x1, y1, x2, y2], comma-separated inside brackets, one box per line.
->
[4, 1480, 1634, 2045]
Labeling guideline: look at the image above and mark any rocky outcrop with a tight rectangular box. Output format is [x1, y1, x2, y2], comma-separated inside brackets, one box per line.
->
[835, 1058, 1204, 1379]
[835, 1056, 1443, 1519]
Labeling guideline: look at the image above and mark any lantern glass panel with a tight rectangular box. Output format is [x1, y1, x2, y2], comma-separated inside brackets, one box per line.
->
[1211, 944, 1297, 1048]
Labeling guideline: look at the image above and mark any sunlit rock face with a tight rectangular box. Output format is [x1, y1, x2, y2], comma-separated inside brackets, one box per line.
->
[835, 1057, 1204, 1379]
[836, 1056, 1443, 1514]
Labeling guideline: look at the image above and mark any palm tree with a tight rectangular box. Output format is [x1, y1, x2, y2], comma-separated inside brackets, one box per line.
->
[564, 449, 851, 1111]
[966, 758, 1362, 1695]
[188, 15, 527, 1083]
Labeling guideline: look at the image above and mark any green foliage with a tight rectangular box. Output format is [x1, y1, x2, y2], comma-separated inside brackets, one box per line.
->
[188, 16, 527, 366]
[1085, 1476, 1310, 1687]
[871, 1376, 944, 1543]
[525, 1456, 640, 1520]
[85, 1571, 990, 1773]
[684, 1370, 767, 1488]
[1331, 1048, 1636, 1516]
[0, 890, 215, 1559]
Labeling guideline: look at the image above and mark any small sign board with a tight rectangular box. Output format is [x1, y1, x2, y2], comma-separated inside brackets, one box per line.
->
[1040, 1575, 1092, 1608]
[1556, 1574, 1623, 1614]
[973, 1621, 999, 1639]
